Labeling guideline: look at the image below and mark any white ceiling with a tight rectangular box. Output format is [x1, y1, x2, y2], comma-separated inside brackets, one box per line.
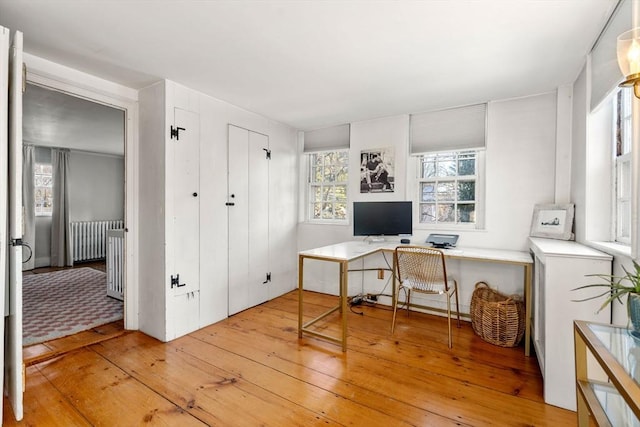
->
[0, 0, 619, 132]
[23, 83, 125, 156]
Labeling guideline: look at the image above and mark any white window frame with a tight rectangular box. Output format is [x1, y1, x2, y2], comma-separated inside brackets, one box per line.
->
[306, 149, 349, 223]
[614, 88, 632, 244]
[413, 149, 485, 230]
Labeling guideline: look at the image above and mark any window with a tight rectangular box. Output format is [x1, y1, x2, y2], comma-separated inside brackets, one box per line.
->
[35, 162, 53, 216]
[614, 88, 632, 244]
[308, 150, 348, 222]
[417, 150, 480, 225]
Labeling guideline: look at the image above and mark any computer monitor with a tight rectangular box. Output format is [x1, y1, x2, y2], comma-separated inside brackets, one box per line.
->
[353, 201, 412, 237]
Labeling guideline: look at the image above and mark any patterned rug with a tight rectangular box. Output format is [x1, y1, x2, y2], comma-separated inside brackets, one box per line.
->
[23, 267, 123, 346]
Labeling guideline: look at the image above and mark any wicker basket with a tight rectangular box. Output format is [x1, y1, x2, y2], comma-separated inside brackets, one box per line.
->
[470, 281, 524, 347]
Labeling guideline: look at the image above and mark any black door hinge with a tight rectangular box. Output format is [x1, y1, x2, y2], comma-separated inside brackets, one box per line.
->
[263, 148, 271, 160]
[263, 272, 271, 284]
[170, 126, 186, 140]
[171, 274, 186, 288]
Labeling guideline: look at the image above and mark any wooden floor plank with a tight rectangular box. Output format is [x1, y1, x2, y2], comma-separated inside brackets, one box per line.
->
[225, 303, 544, 402]
[278, 290, 541, 375]
[91, 332, 339, 426]
[2, 366, 90, 427]
[35, 348, 206, 426]
[261, 293, 544, 399]
[190, 321, 468, 426]
[4, 291, 577, 426]
[204, 307, 574, 426]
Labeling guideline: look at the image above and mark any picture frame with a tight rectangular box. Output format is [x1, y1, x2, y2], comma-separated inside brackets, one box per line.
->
[530, 203, 575, 240]
[360, 147, 395, 193]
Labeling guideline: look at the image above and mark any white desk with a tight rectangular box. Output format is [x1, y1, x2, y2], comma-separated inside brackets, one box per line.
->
[298, 241, 533, 354]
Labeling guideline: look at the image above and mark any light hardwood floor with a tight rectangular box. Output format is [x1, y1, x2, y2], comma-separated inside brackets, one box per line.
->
[3, 290, 576, 426]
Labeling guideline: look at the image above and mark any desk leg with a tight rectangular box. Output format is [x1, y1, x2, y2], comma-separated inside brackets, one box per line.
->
[524, 263, 532, 357]
[298, 255, 304, 339]
[340, 260, 348, 352]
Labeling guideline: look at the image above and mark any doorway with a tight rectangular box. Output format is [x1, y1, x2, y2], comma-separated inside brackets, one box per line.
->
[21, 82, 126, 345]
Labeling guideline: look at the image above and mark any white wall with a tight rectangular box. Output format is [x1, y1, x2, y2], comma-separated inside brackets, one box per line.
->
[69, 151, 124, 222]
[297, 93, 558, 313]
[30, 147, 124, 268]
[571, 65, 589, 243]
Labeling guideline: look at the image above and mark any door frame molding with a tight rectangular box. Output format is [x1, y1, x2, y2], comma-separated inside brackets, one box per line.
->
[23, 53, 140, 329]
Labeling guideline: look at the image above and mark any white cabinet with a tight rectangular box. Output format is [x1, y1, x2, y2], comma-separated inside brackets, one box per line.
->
[137, 79, 298, 341]
[529, 237, 612, 411]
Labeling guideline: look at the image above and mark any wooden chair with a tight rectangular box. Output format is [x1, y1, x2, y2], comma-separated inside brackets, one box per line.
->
[391, 246, 461, 348]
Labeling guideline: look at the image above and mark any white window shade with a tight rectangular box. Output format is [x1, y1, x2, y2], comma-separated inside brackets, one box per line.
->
[590, 0, 631, 112]
[410, 103, 486, 154]
[303, 124, 350, 152]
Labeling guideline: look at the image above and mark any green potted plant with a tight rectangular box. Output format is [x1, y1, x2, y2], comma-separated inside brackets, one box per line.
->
[573, 260, 640, 332]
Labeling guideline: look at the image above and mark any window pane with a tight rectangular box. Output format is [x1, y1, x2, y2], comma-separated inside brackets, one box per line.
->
[458, 181, 475, 201]
[311, 167, 322, 182]
[336, 166, 348, 182]
[321, 203, 334, 219]
[458, 158, 475, 176]
[334, 185, 347, 201]
[436, 156, 456, 177]
[335, 202, 347, 220]
[310, 185, 321, 201]
[422, 158, 436, 178]
[420, 203, 436, 223]
[324, 166, 336, 182]
[311, 203, 322, 219]
[421, 183, 435, 202]
[437, 182, 455, 201]
[437, 204, 455, 222]
[457, 203, 475, 223]
[619, 200, 631, 238]
[336, 151, 349, 164]
[620, 159, 631, 198]
[322, 187, 334, 201]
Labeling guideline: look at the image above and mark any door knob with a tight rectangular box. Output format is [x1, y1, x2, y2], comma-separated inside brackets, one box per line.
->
[193, 192, 198, 197]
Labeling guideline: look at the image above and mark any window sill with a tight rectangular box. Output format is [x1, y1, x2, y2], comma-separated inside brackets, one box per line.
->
[413, 223, 486, 232]
[586, 241, 631, 258]
[302, 220, 349, 226]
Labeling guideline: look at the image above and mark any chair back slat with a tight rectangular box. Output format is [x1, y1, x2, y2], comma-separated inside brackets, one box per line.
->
[394, 246, 449, 293]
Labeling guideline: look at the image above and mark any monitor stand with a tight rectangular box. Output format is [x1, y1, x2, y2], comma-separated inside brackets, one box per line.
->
[369, 236, 386, 243]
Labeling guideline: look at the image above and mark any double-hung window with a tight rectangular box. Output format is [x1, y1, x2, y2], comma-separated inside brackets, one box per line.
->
[307, 150, 348, 222]
[417, 149, 481, 226]
[35, 162, 53, 216]
[614, 88, 632, 244]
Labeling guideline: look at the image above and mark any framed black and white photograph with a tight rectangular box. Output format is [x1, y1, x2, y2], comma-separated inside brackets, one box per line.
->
[360, 147, 394, 193]
[530, 203, 575, 240]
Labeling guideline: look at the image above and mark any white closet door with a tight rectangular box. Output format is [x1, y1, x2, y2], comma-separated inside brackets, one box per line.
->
[228, 125, 269, 315]
[7, 29, 24, 421]
[170, 108, 200, 296]
[167, 108, 200, 339]
[228, 125, 250, 315]
[248, 131, 269, 308]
